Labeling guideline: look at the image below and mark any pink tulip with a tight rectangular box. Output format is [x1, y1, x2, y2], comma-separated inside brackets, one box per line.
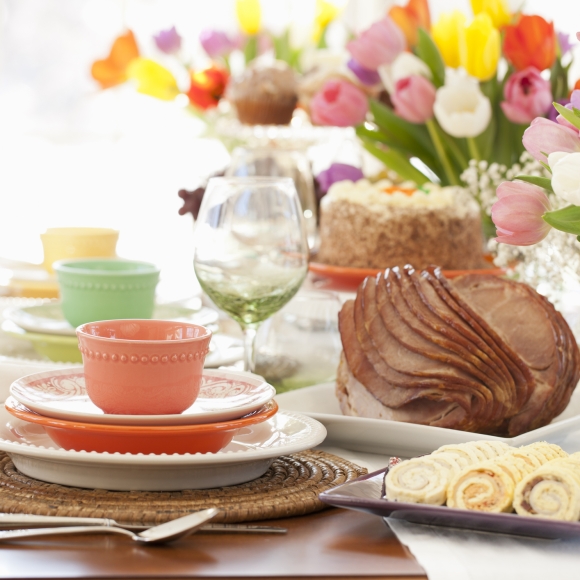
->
[500, 67, 552, 124]
[347, 17, 405, 70]
[491, 181, 552, 246]
[310, 79, 368, 127]
[391, 75, 436, 124]
[522, 117, 580, 163]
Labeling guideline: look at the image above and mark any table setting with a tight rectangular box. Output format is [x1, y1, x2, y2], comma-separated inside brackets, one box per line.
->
[4, 0, 580, 578]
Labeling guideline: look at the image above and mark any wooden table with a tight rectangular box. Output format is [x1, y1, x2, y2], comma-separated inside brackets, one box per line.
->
[0, 508, 426, 580]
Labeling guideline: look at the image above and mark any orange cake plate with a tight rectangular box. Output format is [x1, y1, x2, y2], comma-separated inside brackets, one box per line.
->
[308, 261, 505, 292]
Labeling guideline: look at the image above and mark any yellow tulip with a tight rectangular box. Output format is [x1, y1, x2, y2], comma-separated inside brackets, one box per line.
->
[471, 0, 511, 28]
[432, 11, 466, 69]
[126, 58, 180, 101]
[312, 0, 340, 43]
[235, 0, 261, 35]
[459, 13, 500, 81]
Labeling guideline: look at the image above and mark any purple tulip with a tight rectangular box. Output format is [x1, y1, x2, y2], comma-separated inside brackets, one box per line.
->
[199, 29, 236, 58]
[317, 163, 364, 194]
[492, 181, 552, 246]
[153, 26, 182, 54]
[522, 117, 580, 164]
[558, 31, 574, 55]
[347, 58, 381, 86]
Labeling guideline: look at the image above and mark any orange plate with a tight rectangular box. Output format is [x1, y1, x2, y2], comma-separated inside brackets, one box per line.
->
[5, 398, 278, 455]
[308, 261, 506, 292]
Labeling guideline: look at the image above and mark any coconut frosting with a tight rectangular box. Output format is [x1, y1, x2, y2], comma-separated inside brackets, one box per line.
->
[322, 179, 463, 209]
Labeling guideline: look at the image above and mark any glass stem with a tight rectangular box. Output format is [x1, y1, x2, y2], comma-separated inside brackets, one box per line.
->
[242, 325, 258, 373]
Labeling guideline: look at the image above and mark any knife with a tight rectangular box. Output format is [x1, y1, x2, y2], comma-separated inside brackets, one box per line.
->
[0, 514, 287, 534]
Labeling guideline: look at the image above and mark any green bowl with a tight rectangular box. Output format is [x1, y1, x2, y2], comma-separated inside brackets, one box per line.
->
[53, 259, 160, 327]
[3, 322, 82, 363]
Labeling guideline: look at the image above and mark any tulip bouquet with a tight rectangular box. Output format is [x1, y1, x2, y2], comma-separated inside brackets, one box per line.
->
[327, 0, 577, 200]
[90, 0, 340, 114]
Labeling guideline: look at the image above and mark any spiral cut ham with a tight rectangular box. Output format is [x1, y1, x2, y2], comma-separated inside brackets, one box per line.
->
[446, 442, 567, 513]
[514, 453, 580, 521]
[337, 266, 580, 436]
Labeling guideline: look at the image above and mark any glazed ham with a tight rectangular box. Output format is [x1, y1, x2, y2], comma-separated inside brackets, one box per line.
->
[337, 267, 580, 436]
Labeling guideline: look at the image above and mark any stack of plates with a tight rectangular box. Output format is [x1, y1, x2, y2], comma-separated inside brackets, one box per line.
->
[1, 300, 243, 367]
[0, 367, 327, 490]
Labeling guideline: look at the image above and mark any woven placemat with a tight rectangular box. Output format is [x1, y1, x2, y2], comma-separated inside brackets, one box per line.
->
[0, 450, 366, 524]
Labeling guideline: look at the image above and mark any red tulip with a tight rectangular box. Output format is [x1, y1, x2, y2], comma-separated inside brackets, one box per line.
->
[503, 15, 556, 71]
[187, 66, 229, 110]
[492, 181, 552, 246]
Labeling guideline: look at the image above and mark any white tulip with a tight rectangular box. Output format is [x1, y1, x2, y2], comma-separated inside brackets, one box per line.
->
[548, 151, 580, 205]
[378, 52, 432, 94]
[433, 76, 491, 138]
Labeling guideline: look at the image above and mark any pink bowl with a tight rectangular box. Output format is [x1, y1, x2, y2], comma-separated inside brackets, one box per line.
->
[76, 320, 212, 415]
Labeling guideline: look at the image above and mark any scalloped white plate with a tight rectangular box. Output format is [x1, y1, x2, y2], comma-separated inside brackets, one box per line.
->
[0, 407, 326, 490]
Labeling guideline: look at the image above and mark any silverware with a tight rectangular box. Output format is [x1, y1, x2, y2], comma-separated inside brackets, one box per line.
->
[0, 514, 287, 534]
[0, 508, 220, 545]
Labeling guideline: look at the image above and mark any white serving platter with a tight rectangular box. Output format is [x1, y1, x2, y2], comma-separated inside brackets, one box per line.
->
[0, 407, 326, 491]
[275, 382, 580, 458]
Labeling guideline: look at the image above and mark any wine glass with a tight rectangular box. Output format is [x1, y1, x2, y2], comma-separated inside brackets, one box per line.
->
[225, 147, 318, 251]
[193, 177, 309, 372]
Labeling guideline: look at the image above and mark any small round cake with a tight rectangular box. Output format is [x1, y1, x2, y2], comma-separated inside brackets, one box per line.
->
[316, 179, 485, 270]
[226, 61, 298, 125]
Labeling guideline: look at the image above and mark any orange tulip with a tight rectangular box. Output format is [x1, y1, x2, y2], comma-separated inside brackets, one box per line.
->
[91, 30, 139, 89]
[187, 66, 229, 110]
[503, 15, 556, 71]
[388, 0, 431, 47]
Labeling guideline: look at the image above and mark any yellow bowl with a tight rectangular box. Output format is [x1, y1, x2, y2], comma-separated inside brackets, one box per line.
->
[41, 228, 119, 273]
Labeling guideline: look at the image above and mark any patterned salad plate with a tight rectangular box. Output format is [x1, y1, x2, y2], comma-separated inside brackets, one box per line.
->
[10, 368, 276, 426]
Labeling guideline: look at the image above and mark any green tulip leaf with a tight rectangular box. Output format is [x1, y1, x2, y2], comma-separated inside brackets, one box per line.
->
[514, 175, 554, 193]
[543, 205, 580, 235]
[369, 100, 435, 155]
[360, 140, 431, 185]
[416, 28, 445, 88]
[553, 103, 580, 130]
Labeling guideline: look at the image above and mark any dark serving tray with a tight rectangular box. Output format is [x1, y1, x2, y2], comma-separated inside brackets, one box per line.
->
[319, 467, 580, 540]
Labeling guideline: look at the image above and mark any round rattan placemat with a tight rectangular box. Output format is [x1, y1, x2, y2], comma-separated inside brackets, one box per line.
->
[0, 450, 366, 524]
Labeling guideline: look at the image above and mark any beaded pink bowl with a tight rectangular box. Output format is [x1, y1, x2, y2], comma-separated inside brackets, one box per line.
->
[77, 320, 212, 415]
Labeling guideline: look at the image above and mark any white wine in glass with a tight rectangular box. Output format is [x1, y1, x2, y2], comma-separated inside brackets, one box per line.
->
[193, 177, 309, 372]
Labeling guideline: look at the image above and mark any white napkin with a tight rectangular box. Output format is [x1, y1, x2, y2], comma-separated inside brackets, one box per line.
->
[388, 518, 580, 580]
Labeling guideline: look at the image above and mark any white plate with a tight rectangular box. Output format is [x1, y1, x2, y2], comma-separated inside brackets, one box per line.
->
[275, 383, 580, 458]
[11, 368, 275, 426]
[3, 301, 220, 336]
[0, 407, 326, 490]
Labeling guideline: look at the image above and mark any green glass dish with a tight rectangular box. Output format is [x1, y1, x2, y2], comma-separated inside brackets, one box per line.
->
[53, 259, 160, 327]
